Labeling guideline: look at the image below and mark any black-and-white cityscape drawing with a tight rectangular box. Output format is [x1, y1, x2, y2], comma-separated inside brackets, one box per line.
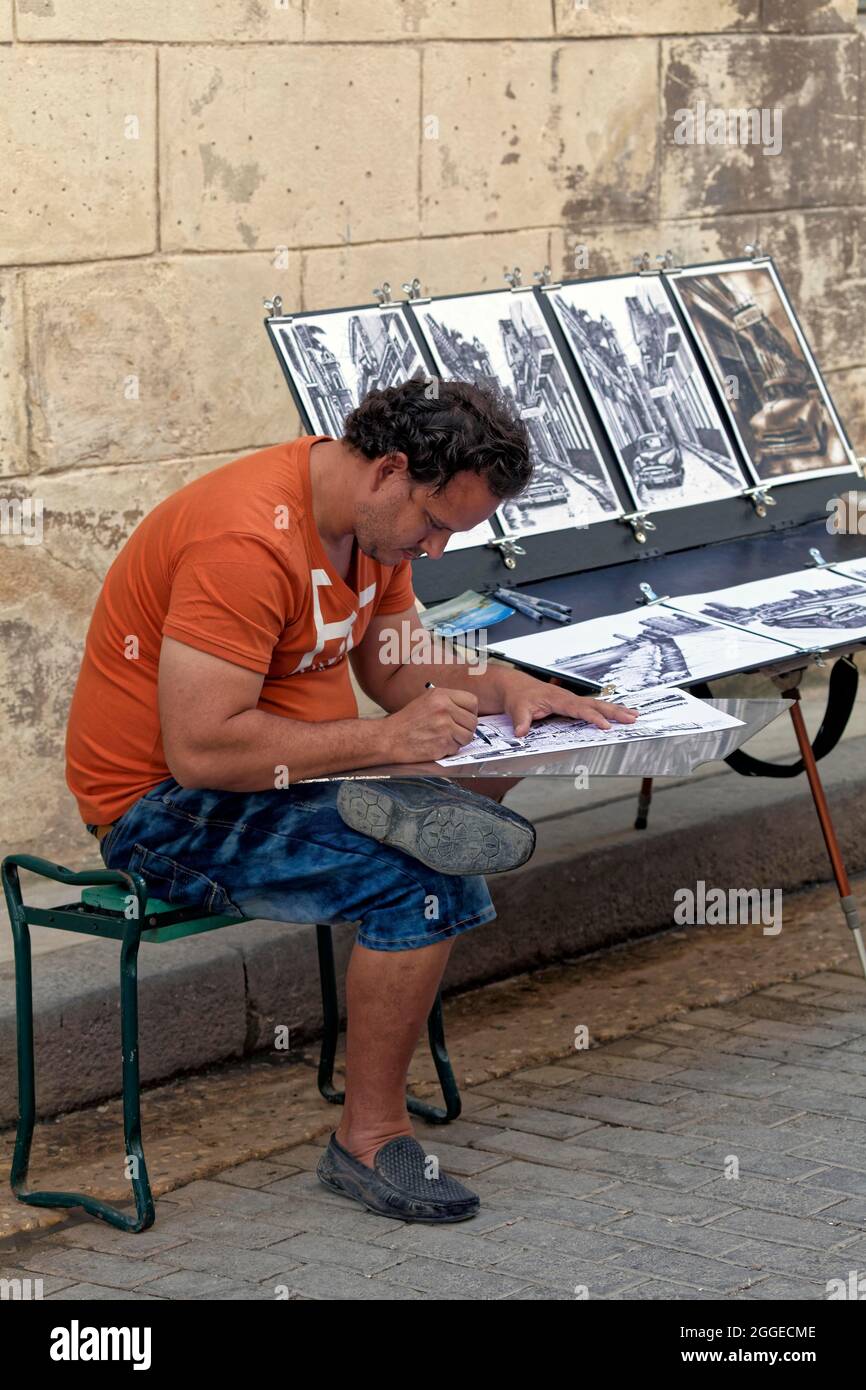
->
[831, 558, 866, 586]
[492, 604, 796, 692]
[673, 567, 866, 650]
[548, 276, 747, 512]
[409, 291, 624, 537]
[272, 305, 494, 550]
[274, 307, 426, 436]
[671, 262, 853, 484]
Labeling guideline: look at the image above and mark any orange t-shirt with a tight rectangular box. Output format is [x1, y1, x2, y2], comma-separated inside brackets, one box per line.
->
[65, 435, 416, 825]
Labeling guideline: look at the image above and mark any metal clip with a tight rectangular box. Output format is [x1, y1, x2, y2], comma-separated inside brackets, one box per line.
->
[655, 249, 680, 271]
[263, 295, 285, 319]
[638, 580, 669, 606]
[808, 547, 830, 568]
[400, 277, 426, 302]
[504, 267, 523, 290]
[742, 485, 776, 517]
[532, 265, 561, 290]
[486, 536, 526, 571]
[620, 511, 657, 544]
[372, 282, 397, 307]
[856, 456, 866, 478]
[632, 251, 652, 275]
[744, 242, 768, 263]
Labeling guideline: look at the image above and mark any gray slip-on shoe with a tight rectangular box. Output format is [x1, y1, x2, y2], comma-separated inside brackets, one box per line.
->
[336, 775, 536, 875]
[316, 1132, 480, 1223]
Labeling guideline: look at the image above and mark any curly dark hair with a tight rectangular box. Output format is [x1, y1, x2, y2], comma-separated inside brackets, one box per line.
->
[343, 376, 532, 500]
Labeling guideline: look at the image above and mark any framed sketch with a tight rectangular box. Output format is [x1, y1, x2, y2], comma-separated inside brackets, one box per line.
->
[491, 603, 799, 693]
[670, 566, 866, 651]
[266, 303, 495, 549]
[667, 259, 858, 484]
[544, 275, 749, 513]
[407, 289, 625, 538]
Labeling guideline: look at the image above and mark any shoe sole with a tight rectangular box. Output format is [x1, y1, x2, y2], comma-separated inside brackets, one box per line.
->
[337, 782, 534, 876]
[317, 1167, 478, 1223]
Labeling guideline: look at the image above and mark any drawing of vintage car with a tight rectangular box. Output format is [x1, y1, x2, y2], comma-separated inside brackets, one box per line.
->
[500, 471, 569, 527]
[748, 376, 829, 461]
[631, 432, 684, 489]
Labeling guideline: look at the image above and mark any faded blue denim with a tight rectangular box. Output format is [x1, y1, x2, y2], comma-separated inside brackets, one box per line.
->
[88, 776, 496, 952]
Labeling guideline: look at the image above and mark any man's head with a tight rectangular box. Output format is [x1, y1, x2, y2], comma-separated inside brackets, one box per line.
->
[342, 377, 531, 565]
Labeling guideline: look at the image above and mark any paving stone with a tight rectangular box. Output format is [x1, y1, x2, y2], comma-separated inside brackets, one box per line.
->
[491, 1247, 654, 1297]
[717, 1034, 866, 1076]
[681, 1144, 828, 1182]
[566, 1125, 708, 1160]
[512, 1065, 585, 1088]
[264, 1232, 404, 1276]
[469, 1101, 602, 1139]
[466, 1129, 587, 1168]
[18, 1247, 179, 1291]
[213, 1159, 303, 1189]
[367, 1224, 518, 1267]
[601, 1039, 673, 1061]
[284, 1264, 430, 1300]
[806, 1166, 866, 1197]
[608, 1279, 736, 1300]
[167, 1179, 293, 1218]
[708, 1206, 865, 1249]
[771, 1064, 866, 1098]
[482, 1188, 634, 1227]
[0, 1265, 77, 1297]
[778, 1114, 866, 1145]
[729, 1238, 861, 1283]
[481, 1218, 637, 1263]
[415, 1139, 509, 1176]
[670, 1120, 815, 1152]
[558, 1147, 720, 1191]
[678, 1007, 754, 1032]
[44, 1222, 190, 1259]
[147, 1238, 291, 1283]
[740, 1276, 824, 1300]
[782, 1090, 866, 1121]
[563, 1053, 695, 1082]
[787, 1138, 866, 1172]
[651, 1066, 791, 1100]
[474, 1160, 619, 1200]
[811, 1196, 866, 1225]
[608, 1244, 760, 1293]
[694, 1175, 847, 1217]
[500, 1284, 575, 1299]
[375, 1255, 527, 1300]
[589, 1183, 741, 1224]
[740, 1020, 864, 1049]
[601, 1213, 751, 1258]
[563, 1073, 690, 1105]
[153, 1209, 310, 1249]
[137, 1267, 269, 1299]
[45, 1283, 166, 1301]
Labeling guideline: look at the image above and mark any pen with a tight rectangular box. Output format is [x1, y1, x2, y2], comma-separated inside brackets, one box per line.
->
[497, 588, 572, 616]
[492, 589, 545, 622]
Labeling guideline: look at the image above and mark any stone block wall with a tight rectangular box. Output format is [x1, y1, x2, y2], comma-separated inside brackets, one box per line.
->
[0, 0, 863, 855]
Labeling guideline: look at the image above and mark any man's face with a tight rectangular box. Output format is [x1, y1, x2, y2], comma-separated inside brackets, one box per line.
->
[354, 452, 499, 566]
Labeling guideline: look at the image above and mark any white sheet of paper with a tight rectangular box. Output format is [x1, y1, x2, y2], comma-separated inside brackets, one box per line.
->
[491, 603, 798, 691]
[670, 565, 866, 649]
[436, 686, 744, 766]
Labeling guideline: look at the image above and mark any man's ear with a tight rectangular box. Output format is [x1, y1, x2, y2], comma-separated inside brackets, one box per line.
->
[372, 450, 410, 488]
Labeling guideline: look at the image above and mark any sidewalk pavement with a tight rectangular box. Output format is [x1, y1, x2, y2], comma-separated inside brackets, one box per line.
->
[2, 875, 865, 1301]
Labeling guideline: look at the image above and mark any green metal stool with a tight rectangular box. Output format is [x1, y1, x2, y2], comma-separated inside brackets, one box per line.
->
[2, 853, 461, 1234]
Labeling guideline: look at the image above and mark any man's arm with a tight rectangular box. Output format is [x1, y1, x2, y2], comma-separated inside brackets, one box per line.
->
[158, 635, 480, 789]
[351, 606, 640, 737]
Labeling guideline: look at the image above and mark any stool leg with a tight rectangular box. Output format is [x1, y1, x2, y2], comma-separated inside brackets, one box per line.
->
[635, 776, 653, 830]
[314, 925, 461, 1123]
[2, 862, 154, 1230]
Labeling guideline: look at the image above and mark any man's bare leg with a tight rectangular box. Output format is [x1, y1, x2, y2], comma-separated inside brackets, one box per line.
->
[335, 937, 453, 1168]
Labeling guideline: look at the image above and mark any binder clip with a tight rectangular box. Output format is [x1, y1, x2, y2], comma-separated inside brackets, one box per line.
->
[655, 249, 680, 271]
[637, 581, 670, 606]
[263, 295, 285, 319]
[744, 242, 769, 264]
[533, 265, 561, 291]
[632, 252, 652, 275]
[742, 485, 776, 517]
[372, 282, 398, 308]
[620, 511, 657, 544]
[808, 547, 830, 568]
[400, 277, 429, 304]
[486, 537, 526, 571]
[504, 267, 530, 292]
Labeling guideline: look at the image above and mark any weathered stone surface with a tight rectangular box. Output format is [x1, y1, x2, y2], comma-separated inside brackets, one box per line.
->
[0, 2, 10, 41]
[554, 0, 758, 37]
[422, 40, 658, 238]
[554, 208, 866, 377]
[0, 269, 26, 476]
[15, 0, 303, 41]
[762, 0, 857, 32]
[302, 228, 552, 309]
[824, 368, 866, 455]
[160, 45, 420, 251]
[26, 253, 300, 471]
[0, 453, 256, 853]
[0, 46, 156, 264]
[305, 0, 553, 41]
[661, 36, 860, 218]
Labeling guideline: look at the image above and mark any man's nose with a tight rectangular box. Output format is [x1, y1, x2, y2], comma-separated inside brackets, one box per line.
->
[424, 533, 450, 559]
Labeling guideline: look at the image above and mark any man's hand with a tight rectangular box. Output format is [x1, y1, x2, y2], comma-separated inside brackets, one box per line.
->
[382, 687, 479, 762]
[501, 669, 639, 738]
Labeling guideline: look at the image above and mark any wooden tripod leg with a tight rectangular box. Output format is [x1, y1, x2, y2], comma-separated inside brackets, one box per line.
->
[788, 697, 866, 981]
[635, 777, 653, 830]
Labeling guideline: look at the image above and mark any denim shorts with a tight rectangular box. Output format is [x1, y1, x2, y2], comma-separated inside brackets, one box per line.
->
[87, 777, 496, 952]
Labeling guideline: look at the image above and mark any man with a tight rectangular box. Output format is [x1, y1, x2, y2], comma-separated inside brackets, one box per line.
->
[65, 377, 637, 1223]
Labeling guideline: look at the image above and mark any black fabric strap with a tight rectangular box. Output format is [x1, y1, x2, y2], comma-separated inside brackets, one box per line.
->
[690, 654, 859, 779]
